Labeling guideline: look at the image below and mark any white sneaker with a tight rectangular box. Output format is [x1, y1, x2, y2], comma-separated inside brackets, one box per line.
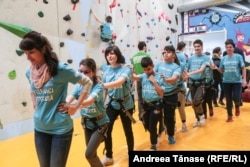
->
[193, 121, 201, 127]
[101, 156, 114, 166]
[181, 123, 187, 132]
[199, 114, 206, 125]
[150, 144, 157, 151]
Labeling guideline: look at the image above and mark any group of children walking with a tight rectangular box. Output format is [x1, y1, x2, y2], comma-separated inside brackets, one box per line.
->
[20, 30, 247, 167]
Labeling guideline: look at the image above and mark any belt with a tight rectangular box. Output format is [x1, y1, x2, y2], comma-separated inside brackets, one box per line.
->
[143, 99, 161, 105]
[164, 88, 179, 97]
[110, 94, 130, 102]
[83, 113, 106, 122]
[190, 78, 205, 82]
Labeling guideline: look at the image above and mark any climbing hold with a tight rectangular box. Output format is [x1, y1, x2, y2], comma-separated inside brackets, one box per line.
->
[0, 119, 3, 129]
[21, 101, 27, 107]
[38, 11, 44, 17]
[175, 15, 178, 25]
[8, 70, 16, 80]
[168, 20, 171, 24]
[71, 0, 79, 4]
[63, 14, 71, 21]
[112, 33, 117, 40]
[43, 0, 48, 4]
[67, 59, 73, 64]
[168, 3, 174, 9]
[146, 36, 153, 40]
[67, 29, 73, 35]
[170, 28, 177, 33]
[16, 50, 24, 56]
[0, 21, 32, 38]
[59, 42, 64, 47]
[81, 33, 85, 36]
[166, 36, 170, 41]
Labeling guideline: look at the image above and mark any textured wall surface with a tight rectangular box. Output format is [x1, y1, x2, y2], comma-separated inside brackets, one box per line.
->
[0, 0, 180, 140]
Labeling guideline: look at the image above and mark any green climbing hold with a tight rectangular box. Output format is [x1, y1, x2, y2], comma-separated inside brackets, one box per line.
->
[38, 11, 44, 17]
[8, 70, 16, 80]
[22, 101, 27, 107]
[0, 20, 32, 38]
[0, 119, 3, 129]
[16, 50, 24, 56]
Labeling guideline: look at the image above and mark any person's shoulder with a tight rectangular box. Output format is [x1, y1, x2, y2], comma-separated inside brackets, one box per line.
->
[58, 62, 68, 69]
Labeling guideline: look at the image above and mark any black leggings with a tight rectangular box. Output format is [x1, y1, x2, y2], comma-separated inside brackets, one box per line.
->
[104, 106, 134, 158]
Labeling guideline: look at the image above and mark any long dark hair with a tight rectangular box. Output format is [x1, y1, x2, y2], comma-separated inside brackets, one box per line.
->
[104, 45, 124, 65]
[19, 31, 59, 77]
[79, 58, 98, 85]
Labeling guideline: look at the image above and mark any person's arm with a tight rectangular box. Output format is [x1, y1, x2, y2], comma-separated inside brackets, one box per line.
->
[162, 74, 179, 84]
[102, 77, 126, 89]
[187, 64, 206, 76]
[131, 73, 140, 81]
[31, 92, 36, 109]
[242, 67, 247, 87]
[103, 66, 131, 88]
[66, 95, 76, 104]
[91, 9, 102, 24]
[62, 75, 93, 115]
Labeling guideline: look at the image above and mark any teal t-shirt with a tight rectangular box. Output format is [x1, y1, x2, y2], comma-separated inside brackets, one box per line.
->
[176, 51, 186, 66]
[187, 54, 207, 80]
[139, 72, 164, 102]
[103, 65, 134, 110]
[71, 83, 109, 129]
[101, 22, 113, 40]
[204, 58, 214, 84]
[26, 62, 89, 134]
[154, 62, 181, 93]
[131, 51, 150, 74]
[220, 53, 245, 83]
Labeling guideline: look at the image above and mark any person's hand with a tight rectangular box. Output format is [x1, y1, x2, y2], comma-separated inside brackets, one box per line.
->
[182, 71, 188, 81]
[57, 103, 79, 115]
[148, 75, 156, 84]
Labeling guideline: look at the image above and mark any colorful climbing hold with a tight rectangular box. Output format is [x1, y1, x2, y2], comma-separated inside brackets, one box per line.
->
[67, 59, 73, 64]
[43, 0, 48, 4]
[59, 42, 64, 47]
[38, 11, 44, 17]
[67, 29, 73, 35]
[8, 70, 16, 80]
[0, 21, 32, 38]
[16, 50, 24, 56]
[63, 14, 71, 21]
[21, 101, 27, 107]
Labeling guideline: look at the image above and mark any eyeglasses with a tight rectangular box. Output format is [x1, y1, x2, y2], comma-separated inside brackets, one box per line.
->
[78, 69, 91, 74]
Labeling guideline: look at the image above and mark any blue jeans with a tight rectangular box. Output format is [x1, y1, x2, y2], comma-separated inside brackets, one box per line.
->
[35, 129, 73, 167]
[223, 83, 242, 116]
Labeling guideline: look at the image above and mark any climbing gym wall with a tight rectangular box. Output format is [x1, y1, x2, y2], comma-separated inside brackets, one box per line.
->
[87, 0, 180, 62]
[0, 0, 180, 140]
